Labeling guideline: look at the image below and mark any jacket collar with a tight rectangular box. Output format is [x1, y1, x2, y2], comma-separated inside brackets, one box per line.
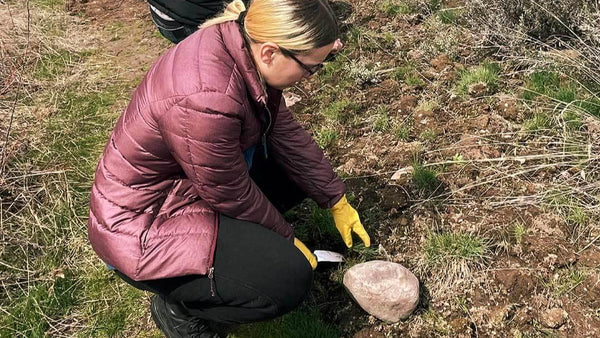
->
[219, 21, 272, 108]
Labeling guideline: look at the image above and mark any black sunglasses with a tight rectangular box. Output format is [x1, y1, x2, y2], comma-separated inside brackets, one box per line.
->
[279, 48, 338, 76]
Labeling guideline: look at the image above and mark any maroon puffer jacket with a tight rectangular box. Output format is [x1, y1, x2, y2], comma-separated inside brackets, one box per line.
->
[88, 21, 345, 281]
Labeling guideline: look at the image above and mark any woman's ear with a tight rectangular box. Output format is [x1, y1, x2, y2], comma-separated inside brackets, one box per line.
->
[257, 42, 280, 65]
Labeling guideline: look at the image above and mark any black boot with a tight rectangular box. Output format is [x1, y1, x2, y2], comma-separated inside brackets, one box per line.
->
[150, 295, 220, 338]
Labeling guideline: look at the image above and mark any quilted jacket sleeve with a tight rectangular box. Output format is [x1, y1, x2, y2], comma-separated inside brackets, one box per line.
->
[268, 97, 345, 209]
[158, 92, 293, 239]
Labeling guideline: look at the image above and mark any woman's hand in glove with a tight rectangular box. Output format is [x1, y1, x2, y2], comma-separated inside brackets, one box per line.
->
[294, 238, 317, 270]
[330, 195, 371, 248]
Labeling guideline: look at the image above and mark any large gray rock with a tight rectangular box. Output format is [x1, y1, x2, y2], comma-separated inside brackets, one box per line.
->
[343, 260, 419, 322]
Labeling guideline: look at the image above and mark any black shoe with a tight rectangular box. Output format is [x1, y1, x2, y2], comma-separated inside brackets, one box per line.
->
[150, 295, 220, 338]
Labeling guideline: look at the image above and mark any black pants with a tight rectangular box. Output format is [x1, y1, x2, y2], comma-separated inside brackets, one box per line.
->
[116, 156, 310, 324]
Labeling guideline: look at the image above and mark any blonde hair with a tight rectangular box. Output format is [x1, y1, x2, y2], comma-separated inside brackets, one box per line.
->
[202, 0, 339, 53]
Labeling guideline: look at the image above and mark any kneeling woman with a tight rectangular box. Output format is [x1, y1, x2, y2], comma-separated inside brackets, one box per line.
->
[87, 0, 370, 336]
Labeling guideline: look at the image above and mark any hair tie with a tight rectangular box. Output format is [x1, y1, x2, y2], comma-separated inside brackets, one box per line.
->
[236, 10, 247, 26]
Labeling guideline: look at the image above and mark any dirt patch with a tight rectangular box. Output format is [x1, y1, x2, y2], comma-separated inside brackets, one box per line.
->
[69, 0, 149, 24]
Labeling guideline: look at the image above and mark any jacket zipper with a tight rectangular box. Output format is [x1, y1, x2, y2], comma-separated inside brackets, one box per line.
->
[208, 267, 216, 297]
[261, 106, 272, 159]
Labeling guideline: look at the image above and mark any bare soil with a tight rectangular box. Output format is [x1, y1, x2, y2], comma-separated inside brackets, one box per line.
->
[70, 0, 600, 336]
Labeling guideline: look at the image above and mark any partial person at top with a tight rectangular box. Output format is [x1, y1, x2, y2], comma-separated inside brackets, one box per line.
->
[147, 0, 250, 43]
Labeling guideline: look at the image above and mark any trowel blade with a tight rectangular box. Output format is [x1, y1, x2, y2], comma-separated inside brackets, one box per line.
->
[314, 250, 344, 263]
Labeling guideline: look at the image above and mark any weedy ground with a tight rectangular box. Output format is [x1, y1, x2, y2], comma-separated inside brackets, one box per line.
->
[1, 0, 599, 337]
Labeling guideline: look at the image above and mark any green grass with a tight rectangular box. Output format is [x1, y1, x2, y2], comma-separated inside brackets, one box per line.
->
[523, 113, 552, 131]
[513, 222, 527, 244]
[0, 3, 142, 334]
[344, 27, 379, 52]
[437, 9, 458, 24]
[31, 0, 65, 8]
[79, 269, 148, 336]
[34, 49, 88, 79]
[412, 163, 439, 191]
[322, 99, 359, 122]
[382, 32, 396, 49]
[232, 309, 338, 338]
[424, 232, 488, 265]
[562, 110, 584, 130]
[419, 128, 437, 141]
[427, 0, 442, 12]
[393, 123, 411, 140]
[546, 268, 586, 298]
[315, 127, 339, 148]
[522, 70, 600, 117]
[378, 0, 413, 16]
[523, 71, 568, 101]
[456, 62, 501, 96]
[318, 53, 347, 82]
[372, 106, 391, 132]
[1, 273, 80, 337]
[288, 200, 339, 244]
[392, 63, 424, 86]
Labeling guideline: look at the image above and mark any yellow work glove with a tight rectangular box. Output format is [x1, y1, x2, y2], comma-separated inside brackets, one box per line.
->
[294, 238, 317, 270]
[330, 195, 371, 248]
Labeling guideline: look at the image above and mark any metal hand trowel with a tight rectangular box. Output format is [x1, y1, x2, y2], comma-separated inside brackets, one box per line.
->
[313, 250, 344, 263]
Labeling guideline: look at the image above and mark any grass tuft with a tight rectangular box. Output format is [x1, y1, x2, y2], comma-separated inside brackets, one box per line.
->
[513, 222, 527, 245]
[314, 127, 339, 149]
[419, 231, 489, 290]
[392, 63, 424, 86]
[456, 62, 501, 96]
[412, 163, 439, 191]
[379, 0, 413, 16]
[371, 106, 391, 132]
[322, 99, 359, 123]
[424, 232, 487, 264]
[523, 113, 552, 132]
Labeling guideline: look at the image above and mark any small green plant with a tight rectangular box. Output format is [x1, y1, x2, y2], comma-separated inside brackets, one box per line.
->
[428, 0, 442, 11]
[521, 71, 599, 118]
[547, 268, 586, 297]
[452, 153, 465, 164]
[382, 32, 396, 49]
[513, 222, 527, 244]
[344, 27, 379, 52]
[318, 53, 347, 82]
[379, 0, 413, 16]
[393, 124, 411, 141]
[315, 127, 339, 148]
[412, 163, 439, 191]
[566, 206, 588, 228]
[419, 129, 437, 141]
[416, 99, 439, 112]
[437, 9, 458, 24]
[372, 106, 391, 132]
[422, 309, 450, 334]
[392, 64, 424, 86]
[322, 99, 359, 122]
[349, 244, 380, 262]
[523, 113, 552, 131]
[456, 62, 501, 95]
[580, 97, 600, 117]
